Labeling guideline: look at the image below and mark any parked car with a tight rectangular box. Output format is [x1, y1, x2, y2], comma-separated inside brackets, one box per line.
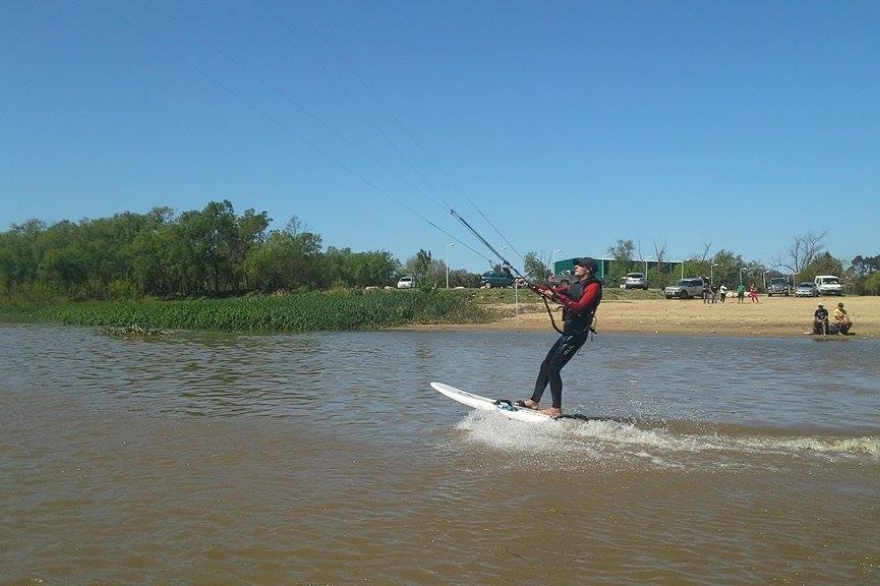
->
[767, 277, 791, 297]
[396, 276, 415, 289]
[548, 270, 573, 286]
[664, 278, 705, 299]
[623, 272, 648, 290]
[479, 271, 515, 288]
[795, 282, 820, 297]
[814, 275, 844, 296]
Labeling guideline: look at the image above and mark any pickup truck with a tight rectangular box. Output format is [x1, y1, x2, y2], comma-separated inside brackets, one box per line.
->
[547, 270, 574, 287]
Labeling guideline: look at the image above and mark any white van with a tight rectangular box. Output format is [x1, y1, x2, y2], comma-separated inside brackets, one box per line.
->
[814, 275, 844, 296]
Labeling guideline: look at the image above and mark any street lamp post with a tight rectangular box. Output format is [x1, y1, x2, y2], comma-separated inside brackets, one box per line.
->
[552, 248, 562, 275]
[445, 243, 454, 289]
[710, 263, 718, 284]
[739, 267, 747, 284]
[641, 256, 654, 288]
[643, 256, 654, 277]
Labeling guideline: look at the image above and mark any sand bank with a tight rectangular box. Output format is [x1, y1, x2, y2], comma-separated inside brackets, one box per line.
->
[472, 294, 879, 338]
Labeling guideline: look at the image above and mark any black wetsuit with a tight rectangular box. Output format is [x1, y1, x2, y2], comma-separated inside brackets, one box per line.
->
[531, 277, 602, 409]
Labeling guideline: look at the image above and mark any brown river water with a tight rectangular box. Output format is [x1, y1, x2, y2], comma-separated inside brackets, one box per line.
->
[1, 323, 878, 585]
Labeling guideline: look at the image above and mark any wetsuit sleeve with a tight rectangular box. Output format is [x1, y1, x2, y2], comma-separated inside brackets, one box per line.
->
[525, 283, 568, 298]
[558, 282, 601, 314]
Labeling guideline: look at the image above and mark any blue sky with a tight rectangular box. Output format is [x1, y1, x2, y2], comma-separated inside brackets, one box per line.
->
[2, 0, 877, 273]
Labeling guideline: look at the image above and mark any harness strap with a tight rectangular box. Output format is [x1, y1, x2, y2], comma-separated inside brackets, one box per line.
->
[542, 296, 565, 334]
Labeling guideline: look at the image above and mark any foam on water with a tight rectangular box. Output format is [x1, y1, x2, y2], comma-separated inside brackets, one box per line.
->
[455, 410, 879, 469]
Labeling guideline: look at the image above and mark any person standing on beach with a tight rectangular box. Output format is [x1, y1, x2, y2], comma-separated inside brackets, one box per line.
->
[719, 284, 728, 303]
[749, 283, 759, 303]
[516, 257, 602, 417]
[737, 283, 746, 303]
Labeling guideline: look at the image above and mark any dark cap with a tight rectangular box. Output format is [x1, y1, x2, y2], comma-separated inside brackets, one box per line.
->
[574, 257, 598, 271]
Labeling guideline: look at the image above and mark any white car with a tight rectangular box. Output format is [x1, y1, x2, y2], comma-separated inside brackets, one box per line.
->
[795, 282, 820, 297]
[396, 276, 415, 289]
[624, 272, 648, 290]
[664, 278, 705, 299]
[814, 275, 844, 296]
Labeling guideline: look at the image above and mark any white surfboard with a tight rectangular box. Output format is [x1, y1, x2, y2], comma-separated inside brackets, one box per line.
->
[430, 381, 555, 423]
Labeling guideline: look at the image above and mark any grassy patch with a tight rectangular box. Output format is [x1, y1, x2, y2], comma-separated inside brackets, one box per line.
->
[0, 289, 490, 332]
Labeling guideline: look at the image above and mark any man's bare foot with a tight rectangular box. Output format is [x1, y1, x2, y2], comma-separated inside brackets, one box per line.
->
[515, 399, 539, 410]
[539, 407, 563, 417]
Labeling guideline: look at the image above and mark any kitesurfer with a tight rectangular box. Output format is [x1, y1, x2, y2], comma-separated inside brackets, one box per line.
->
[516, 257, 602, 417]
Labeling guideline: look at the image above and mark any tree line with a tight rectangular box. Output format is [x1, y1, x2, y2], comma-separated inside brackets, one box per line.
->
[603, 234, 880, 295]
[1, 201, 877, 301]
[0, 201, 404, 300]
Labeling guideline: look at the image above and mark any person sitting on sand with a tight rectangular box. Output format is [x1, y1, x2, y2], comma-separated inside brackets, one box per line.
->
[813, 303, 829, 335]
[833, 302, 852, 334]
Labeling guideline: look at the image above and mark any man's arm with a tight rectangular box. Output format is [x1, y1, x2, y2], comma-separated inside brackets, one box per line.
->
[558, 282, 601, 314]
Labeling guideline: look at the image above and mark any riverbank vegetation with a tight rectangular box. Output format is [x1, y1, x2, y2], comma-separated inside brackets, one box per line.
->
[1, 288, 494, 332]
[2, 200, 877, 308]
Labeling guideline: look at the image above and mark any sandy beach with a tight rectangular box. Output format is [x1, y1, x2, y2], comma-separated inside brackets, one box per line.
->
[479, 294, 879, 338]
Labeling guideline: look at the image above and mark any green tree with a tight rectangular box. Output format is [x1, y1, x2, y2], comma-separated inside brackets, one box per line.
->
[851, 255, 879, 278]
[176, 200, 269, 294]
[404, 249, 433, 282]
[709, 250, 743, 288]
[807, 252, 844, 277]
[847, 254, 879, 295]
[522, 252, 550, 282]
[0, 219, 45, 294]
[862, 271, 880, 296]
[247, 218, 322, 291]
[606, 239, 636, 285]
[447, 269, 480, 288]
[38, 221, 89, 297]
[349, 250, 398, 288]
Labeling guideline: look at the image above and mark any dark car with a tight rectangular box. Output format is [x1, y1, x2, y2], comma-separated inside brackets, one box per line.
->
[479, 271, 515, 288]
[767, 277, 791, 297]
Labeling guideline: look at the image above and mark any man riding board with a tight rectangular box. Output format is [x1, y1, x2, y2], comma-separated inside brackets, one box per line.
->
[516, 257, 602, 417]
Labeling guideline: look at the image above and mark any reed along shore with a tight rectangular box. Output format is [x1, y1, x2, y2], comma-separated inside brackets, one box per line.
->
[2, 288, 876, 338]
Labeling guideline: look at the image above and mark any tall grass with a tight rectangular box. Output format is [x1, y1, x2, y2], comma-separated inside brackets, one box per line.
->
[2, 289, 491, 332]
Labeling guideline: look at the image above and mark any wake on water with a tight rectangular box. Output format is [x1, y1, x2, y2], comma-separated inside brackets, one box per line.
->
[453, 410, 879, 470]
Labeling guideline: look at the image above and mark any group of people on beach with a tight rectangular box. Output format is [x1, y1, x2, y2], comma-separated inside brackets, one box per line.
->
[734, 283, 760, 303]
[813, 302, 853, 335]
[701, 281, 759, 303]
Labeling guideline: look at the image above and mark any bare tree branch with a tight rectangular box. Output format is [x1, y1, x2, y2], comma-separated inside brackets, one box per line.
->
[782, 230, 828, 275]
